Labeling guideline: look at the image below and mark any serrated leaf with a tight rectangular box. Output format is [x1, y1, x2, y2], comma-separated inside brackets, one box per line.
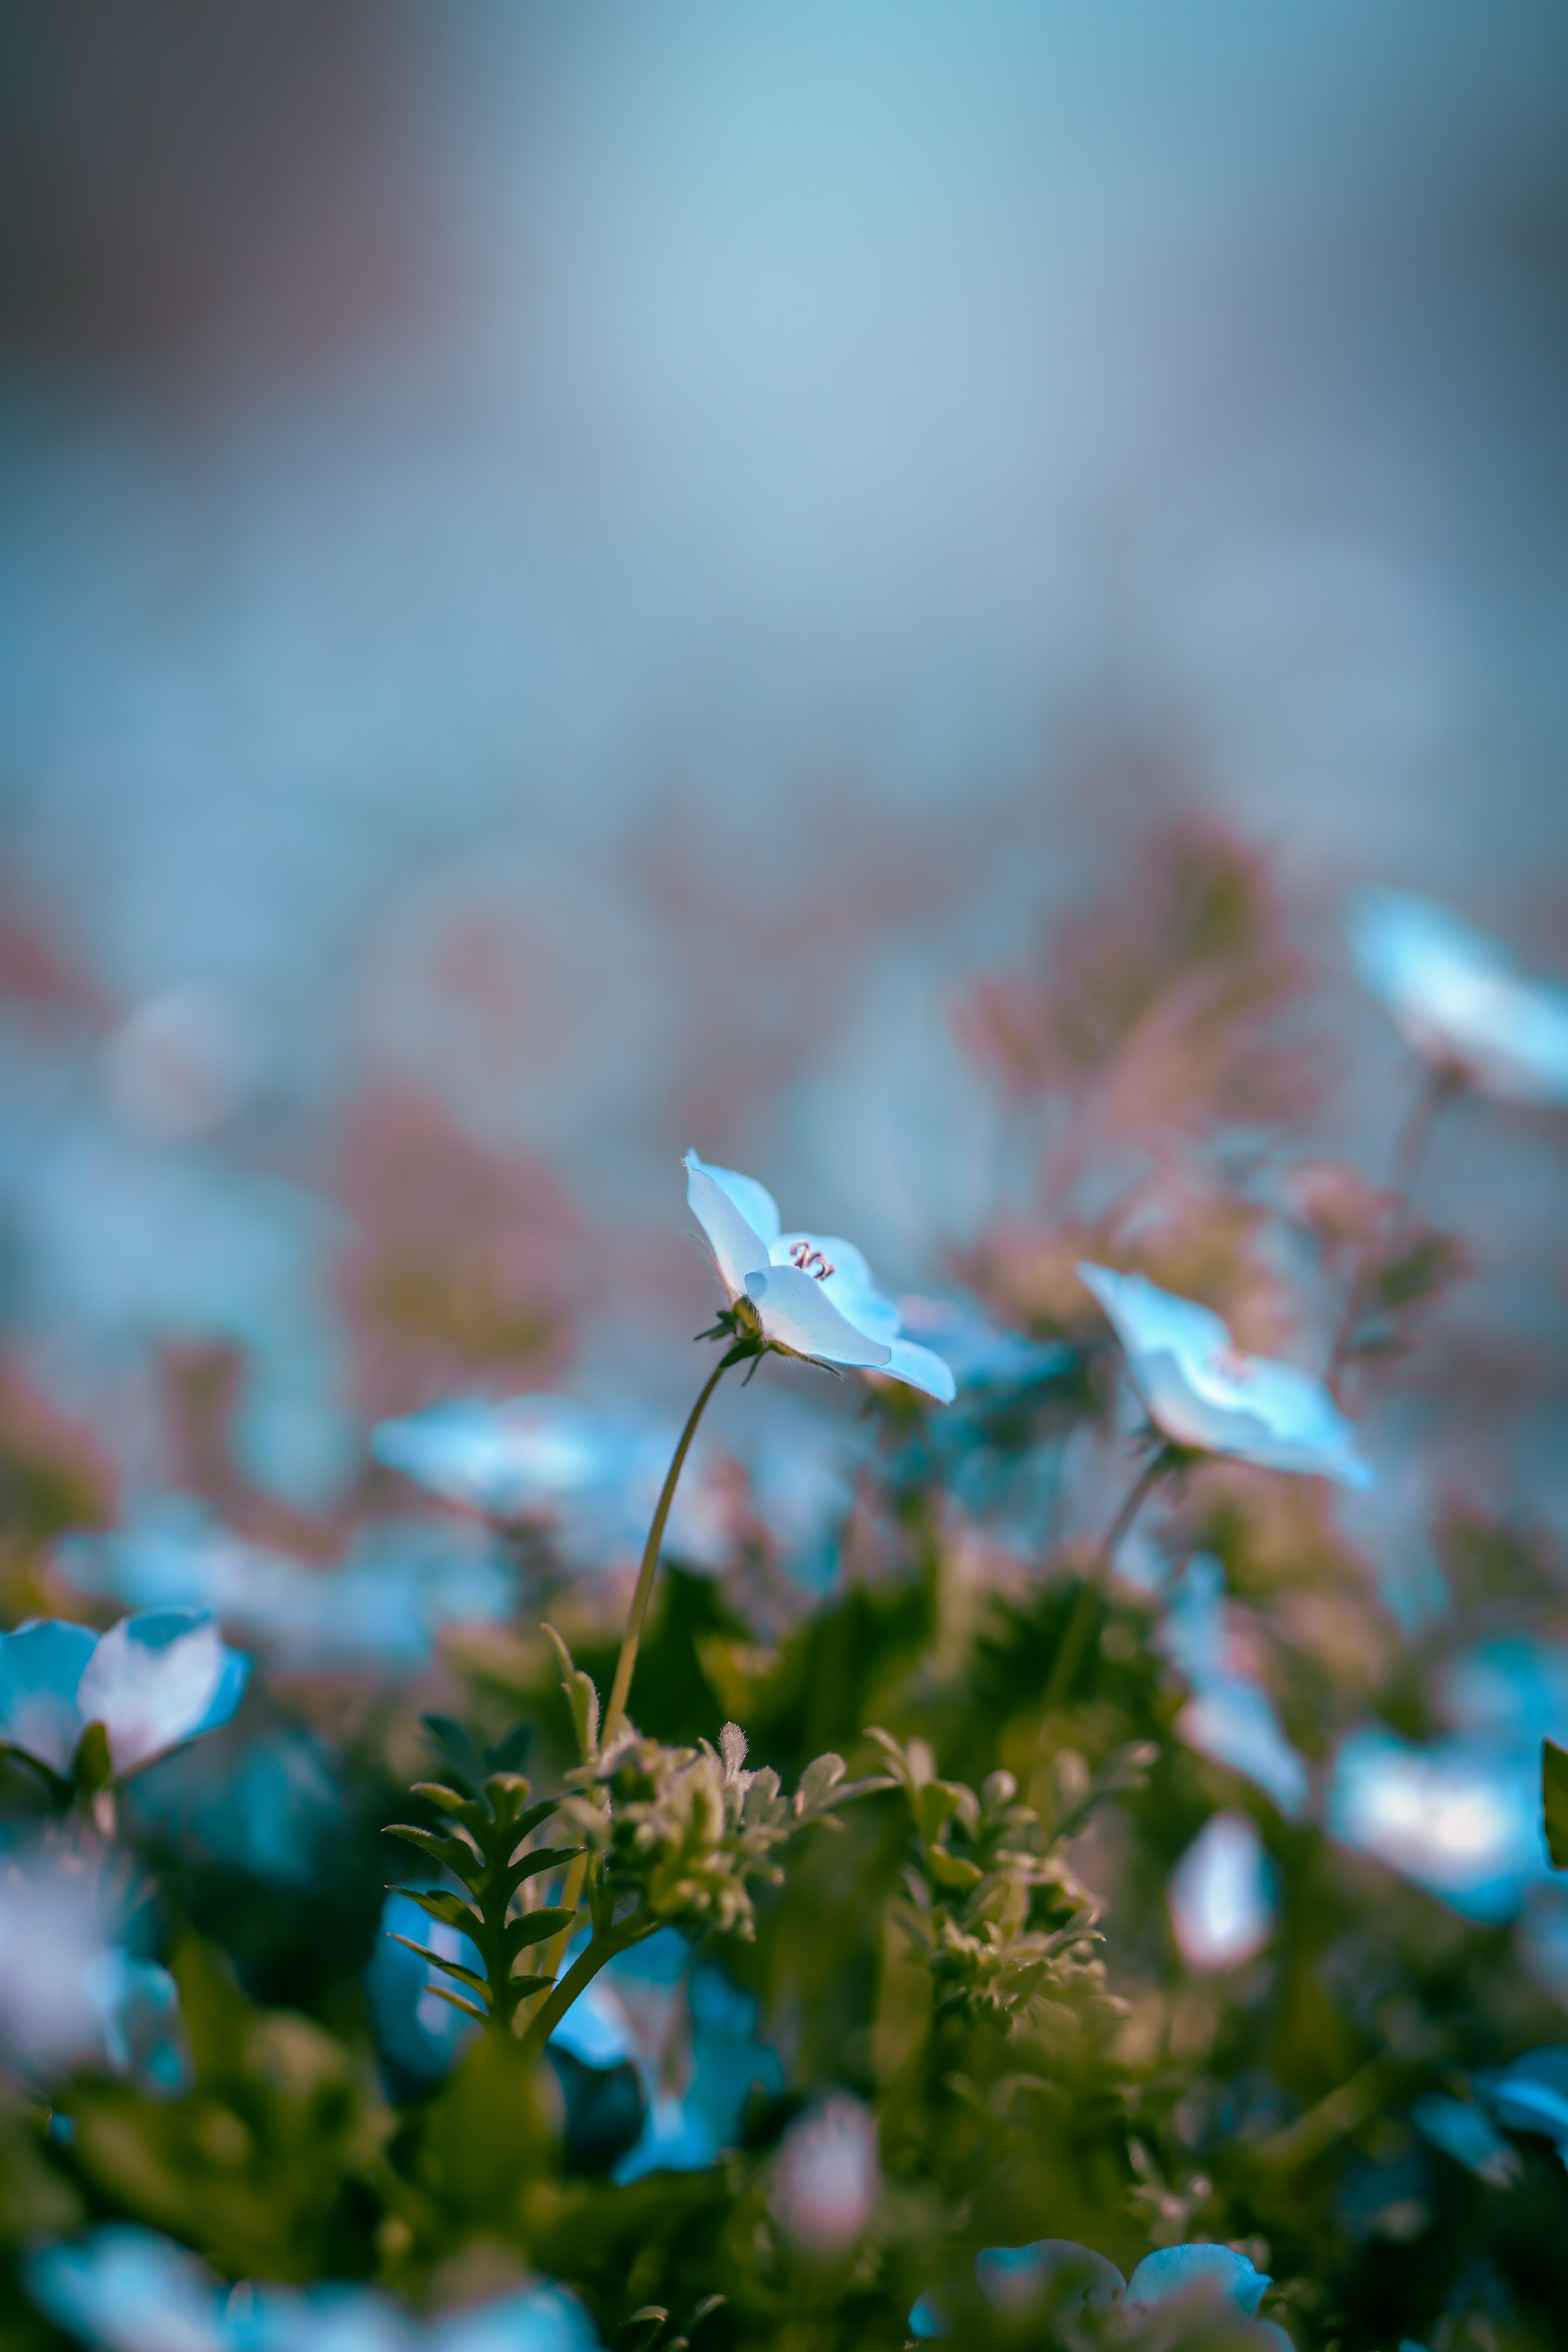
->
[392, 1886, 483, 1936]
[423, 1984, 488, 2024]
[386, 1934, 494, 2006]
[385, 1823, 482, 1882]
[484, 1771, 532, 1828]
[504, 1907, 579, 1958]
[512, 1797, 563, 1844]
[544, 1621, 601, 1763]
[1545, 1739, 1568, 1870]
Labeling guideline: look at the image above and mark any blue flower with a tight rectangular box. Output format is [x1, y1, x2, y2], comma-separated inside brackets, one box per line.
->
[0, 1610, 248, 1787]
[685, 1153, 956, 1402]
[918, 2236, 1285, 2341]
[1168, 1812, 1278, 1972]
[893, 1294, 1071, 1392]
[1159, 1557, 1310, 1820]
[60, 1507, 513, 1674]
[27, 2224, 603, 2352]
[1479, 2047, 1568, 2166]
[1077, 1263, 1374, 1489]
[1348, 889, 1568, 1105]
[1410, 2093, 1520, 2186]
[0, 1848, 192, 2090]
[1328, 1728, 1546, 1921]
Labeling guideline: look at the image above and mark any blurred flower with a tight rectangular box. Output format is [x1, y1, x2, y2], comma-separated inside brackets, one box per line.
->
[1478, 2047, 1568, 2166]
[0, 1848, 188, 2091]
[1327, 1729, 1545, 1921]
[1348, 889, 1568, 1104]
[102, 986, 255, 1145]
[1168, 1812, 1278, 1971]
[973, 2239, 1123, 2315]
[1125, 2244, 1272, 2315]
[893, 1294, 1071, 1392]
[547, 1927, 784, 2184]
[685, 1152, 955, 1402]
[1159, 1557, 1310, 1820]
[125, 1727, 344, 1887]
[1410, 2093, 1521, 2186]
[27, 2223, 228, 2352]
[772, 2094, 880, 2254]
[27, 2223, 602, 2352]
[1077, 1262, 1374, 1488]
[0, 1610, 248, 1786]
[60, 1506, 514, 1673]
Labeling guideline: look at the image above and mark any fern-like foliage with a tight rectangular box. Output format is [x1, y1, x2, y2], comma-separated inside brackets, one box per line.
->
[383, 1714, 584, 2034]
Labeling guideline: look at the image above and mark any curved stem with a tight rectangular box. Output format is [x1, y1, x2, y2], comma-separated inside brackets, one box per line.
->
[602, 1350, 739, 1748]
[1042, 1446, 1176, 1717]
[516, 1920, 648, 2067]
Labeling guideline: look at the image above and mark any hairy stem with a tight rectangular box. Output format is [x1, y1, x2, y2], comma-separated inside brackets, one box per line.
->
[602, 1350, 739, 1748]
[1042, 1445, 1176, 1716]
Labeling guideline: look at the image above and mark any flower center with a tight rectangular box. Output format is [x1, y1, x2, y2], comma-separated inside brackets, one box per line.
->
[788, 1241, 835, 1281]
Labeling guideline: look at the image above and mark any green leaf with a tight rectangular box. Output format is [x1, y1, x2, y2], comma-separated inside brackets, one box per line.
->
[386, 1935, 494, 2007]
[391, 1886, 483, 1936]
[384, 1823, 482, 1882]
[512, 1797, 563, 1844]
[483, 1772, 533, 1829]
[543, 1622, 601, 1763]
[412, 1782, 490, 1834]
[485, 1723, 533, 1775]
[506, 1972, 556, 1998]
[1545, 1739, 1568, 1870]
[423, 1984, 488, 2025]
[927, 1847, 984, 1891]
[504, 1907, 579, 1959]
[503, 1846, 583, 1898]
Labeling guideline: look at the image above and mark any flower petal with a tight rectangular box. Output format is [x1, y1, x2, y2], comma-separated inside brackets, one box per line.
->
[774, 1232, 902, 1342]
[685, 1154, 772, 1297]
[880, 1339, 958, 1404]
[744, 1265, 892, 1368]
[0, 1619, 96, 1778]
[1125, 2243, 1271, 2316]
[78, 1610, 250, 1780]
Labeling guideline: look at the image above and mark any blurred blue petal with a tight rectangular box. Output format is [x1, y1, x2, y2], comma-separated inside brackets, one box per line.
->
[1169, 1812, 1278, 1971]
[367, 1891, 484, 2088]
[1328, 1729, 1546, 1920]
[1480, 2047, 1568, 2162]
[1348, 890, 1568, 1105]
[894, 1294, 1071, 1391]
[1159, 1559, 1309, 1820]
[61, 1507, 514, 1673]
[1410, 2093, 1520, 2185]
[27, 2224, 230, 2352]
[0, 1619, 99, 1779]
[1078, 1263, 1374, 1489]
[430, 2286, 601, 2352]
[974, 2240, 1124, 2314]
[1125, 2244, 1271, 2315]
[82, 1950, 192, 2098]
[127, 1727, 345, 1886]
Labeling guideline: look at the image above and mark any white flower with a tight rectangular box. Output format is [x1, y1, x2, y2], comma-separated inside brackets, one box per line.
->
[0, 1849, 189, 2091]
[1349, 889, 1568, 1105]
[1077, 1263, 1374, 1490]
[0, 1610, 249, 1786]
[1167, 1811, 1278, 1972]
[773, 2094, 880, 2253]
[684, 1152, 955, 1402]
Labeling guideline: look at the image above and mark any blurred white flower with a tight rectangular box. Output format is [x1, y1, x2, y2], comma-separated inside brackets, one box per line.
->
[1077, 1262, 1374, 1489]
[1168, 1812, 1277, 1971]
[0, 1849, 189, 2091]
[772, 2094, 880, 2254]
[1328, 1728, 1544, 1921]
[0, 1611, 249, 1786]
[27, 2224, 229, 2352]
[686, 1153, 955, 1402]
[102, 986, 255, 1145]
[1159, 1557, 1309, 1820]
[1349, 889, 1568, 1104]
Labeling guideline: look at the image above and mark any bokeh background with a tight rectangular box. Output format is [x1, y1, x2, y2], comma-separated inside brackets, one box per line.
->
[2, 0, 1566, 1516]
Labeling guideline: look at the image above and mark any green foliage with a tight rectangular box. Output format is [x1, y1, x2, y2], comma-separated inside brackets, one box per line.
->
[1544, 1738, 1568, 1871]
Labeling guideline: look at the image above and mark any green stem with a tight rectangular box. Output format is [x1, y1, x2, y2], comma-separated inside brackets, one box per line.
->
[516, 1921, 648, 2066]
[1042, 1446, 1175, 1716]
[602, 1350, 740, 1748]
[1327, 1062, 1462, 1394]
